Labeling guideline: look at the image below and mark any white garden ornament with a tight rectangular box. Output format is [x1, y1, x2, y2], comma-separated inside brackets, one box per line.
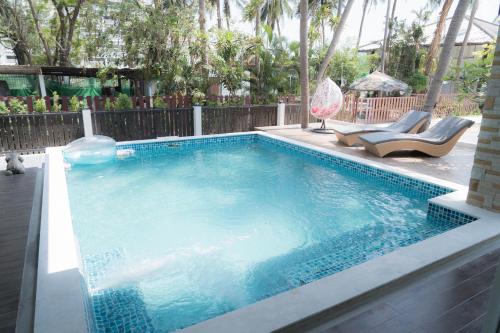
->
[310, 78, 343, 133]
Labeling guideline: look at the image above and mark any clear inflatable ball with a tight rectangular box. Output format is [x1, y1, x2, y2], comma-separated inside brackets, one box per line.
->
[64, 135, 116, 165]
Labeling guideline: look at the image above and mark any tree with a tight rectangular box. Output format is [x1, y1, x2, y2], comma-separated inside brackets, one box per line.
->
[261, 0, 293, 36]
[199, 0, 209, 83]
[26, 0, 88, 66]
[244, 0, 265, 93]
[0, 0, 32, 64]
[314, 0, 355, 82]
[422, 0, 469, 112]
[455, 0, 479, 78]
[356, 0, 374, 49]
[211, 31, 248, 95]
[423, 0, 454, 76]
[380, 0, 391, 72]
[223, 0, 231, 29]
[299, 0, 309, 128]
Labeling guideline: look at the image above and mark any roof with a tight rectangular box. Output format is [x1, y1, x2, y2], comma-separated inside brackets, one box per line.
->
[359, 16, 498, 52]
[349, 71, 409, 92]
[0, 65, 144, 79]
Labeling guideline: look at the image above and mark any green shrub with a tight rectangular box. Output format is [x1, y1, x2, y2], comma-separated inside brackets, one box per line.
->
[153, 96, 167, 108]
[34, 98, 47, 113]
[408, 72, 427, 93]
[69, 96, 86, 112]
[52, 92, 61, 112]
[104, 98, 115, 111]
[9, 99, 27, 114]
[191, 89, 205, 106]
[115, 93, 133, 110]
[0, 101, 8, 114]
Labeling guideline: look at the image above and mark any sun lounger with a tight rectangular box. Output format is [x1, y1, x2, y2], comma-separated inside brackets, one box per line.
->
[333, 110, 431, 146]
[358, 116, 474, 157]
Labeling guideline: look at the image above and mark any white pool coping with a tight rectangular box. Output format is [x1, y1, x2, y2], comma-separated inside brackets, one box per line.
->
[35, 131, 500, 333]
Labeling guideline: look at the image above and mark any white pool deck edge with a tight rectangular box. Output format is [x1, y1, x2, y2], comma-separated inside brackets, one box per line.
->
[34, 131, 500, 333]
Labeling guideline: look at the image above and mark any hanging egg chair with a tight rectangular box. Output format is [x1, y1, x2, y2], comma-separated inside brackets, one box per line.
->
[310, 78, 343, 134]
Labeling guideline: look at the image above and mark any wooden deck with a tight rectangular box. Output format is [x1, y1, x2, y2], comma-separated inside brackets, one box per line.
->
[318, 247, 500, 333]
[0, 167, 42, 332]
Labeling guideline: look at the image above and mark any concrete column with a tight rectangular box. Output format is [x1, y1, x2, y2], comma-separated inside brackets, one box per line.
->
[38, 74, 47, 97]
[193, 105, 202, 136]
[277, 102, 285, 127]
[466, 29, 500, 213]
[82, 109, 93, 138]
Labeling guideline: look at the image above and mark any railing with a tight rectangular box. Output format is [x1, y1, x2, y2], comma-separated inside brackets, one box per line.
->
[343, 94, 479, 124]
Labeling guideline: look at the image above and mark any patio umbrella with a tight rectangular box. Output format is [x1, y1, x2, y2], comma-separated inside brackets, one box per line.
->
[349, 71, 409, 93]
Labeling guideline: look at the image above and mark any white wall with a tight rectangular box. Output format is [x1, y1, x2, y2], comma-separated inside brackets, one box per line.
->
[0, 43, 17, 65]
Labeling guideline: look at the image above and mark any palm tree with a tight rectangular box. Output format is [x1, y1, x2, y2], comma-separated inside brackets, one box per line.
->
[423, 0, 454, 76]
[455, 0, 479, 78]
[309, 0, 335, 47]
[261, 0, 293, 36]
[209, 0, 223, 28]
[244, 0, 265, 91]
[315, 0, 355, 82]
[223, 0, 231, 29]
[380, 0, 391, 73]
[356, 0, 372, 49]
[299, 0, 309, 128]
[384, 0, 398, 63]
[199, 0, 209, 83]
[422, 0, 469, 112]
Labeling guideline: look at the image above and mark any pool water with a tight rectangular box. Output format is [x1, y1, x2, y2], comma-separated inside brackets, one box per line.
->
[66, 137, 464, 332]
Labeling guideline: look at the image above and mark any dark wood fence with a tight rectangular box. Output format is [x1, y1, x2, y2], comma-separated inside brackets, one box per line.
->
[202, 105, 277, 134]
[0, 113, 83, 154]
[92, 108, 193, 141]
[0, 108, 194, 154]
[284, 104, 321, 125]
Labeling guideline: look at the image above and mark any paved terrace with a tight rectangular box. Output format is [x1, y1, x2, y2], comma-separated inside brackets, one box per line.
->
[258, 116, 500, 333]
[257, 116, 481, 186]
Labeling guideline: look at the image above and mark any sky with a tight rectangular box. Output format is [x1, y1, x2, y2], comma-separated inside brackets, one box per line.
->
[222, 0, 499, 47]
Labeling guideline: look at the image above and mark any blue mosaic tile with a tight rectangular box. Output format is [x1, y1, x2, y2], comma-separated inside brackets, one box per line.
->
[118, 133, 453, 199]
[82, 250, 156, 333]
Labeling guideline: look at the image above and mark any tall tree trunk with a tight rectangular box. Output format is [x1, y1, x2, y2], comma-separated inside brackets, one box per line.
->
[422, 0, 469, 113]
[423, 0, 454, 76]
[224, 0, 231, 29]
[277, 20, 282, 36]
[315, 0, 355, 82]
[356, 0, 369, 50]
[216, 0, 222, 29]
[27, 0, 52, 65]
[13, 41, 31, 65]
[385, 0, 398, 67]
[199, 0, 208, 84]
[321, 19, 325, 46]
[299, 0, 309, 129]
[255, 11, 261, 92]
[455, 0, 478, 78]
[380, 0, 391, 73]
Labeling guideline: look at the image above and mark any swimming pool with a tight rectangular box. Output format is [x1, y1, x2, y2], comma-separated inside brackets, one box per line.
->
[61, 133, 478, 332]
